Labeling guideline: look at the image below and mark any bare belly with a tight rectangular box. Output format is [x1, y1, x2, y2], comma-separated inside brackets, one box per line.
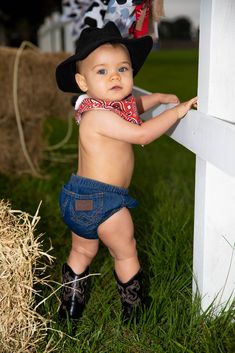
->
[77, 142, 134, 188]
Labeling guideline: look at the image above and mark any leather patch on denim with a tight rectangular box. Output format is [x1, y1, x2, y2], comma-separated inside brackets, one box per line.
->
[75, 199, 93, 211]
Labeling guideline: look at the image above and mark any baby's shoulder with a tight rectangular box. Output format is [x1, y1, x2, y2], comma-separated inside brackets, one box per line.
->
[79, 109, 116, 127]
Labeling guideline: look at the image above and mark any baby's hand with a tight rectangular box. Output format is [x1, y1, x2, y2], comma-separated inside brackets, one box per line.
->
[174, 96, 197, 120]
[160, 93, 180, 104]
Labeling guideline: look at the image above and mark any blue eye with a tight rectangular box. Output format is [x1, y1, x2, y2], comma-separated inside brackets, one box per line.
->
[97, 69, 107, 75]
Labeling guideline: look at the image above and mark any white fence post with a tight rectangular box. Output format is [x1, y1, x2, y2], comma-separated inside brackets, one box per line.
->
[38, 12, 75, 53]
[193, 0, 235, 312]
[63, 21, 75, 53]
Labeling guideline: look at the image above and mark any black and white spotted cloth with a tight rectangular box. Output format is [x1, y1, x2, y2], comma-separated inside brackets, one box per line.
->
[61, 0, 145, 39]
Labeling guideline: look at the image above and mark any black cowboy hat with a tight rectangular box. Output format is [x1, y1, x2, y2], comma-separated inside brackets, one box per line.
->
[56, 21, 153, 93]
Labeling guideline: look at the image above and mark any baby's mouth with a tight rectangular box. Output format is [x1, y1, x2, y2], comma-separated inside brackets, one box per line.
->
[111, 85, 122, 90]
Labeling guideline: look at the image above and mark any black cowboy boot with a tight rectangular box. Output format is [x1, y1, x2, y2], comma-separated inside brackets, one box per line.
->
[114, 269, 144, 321]
[59, 263, 89, 320]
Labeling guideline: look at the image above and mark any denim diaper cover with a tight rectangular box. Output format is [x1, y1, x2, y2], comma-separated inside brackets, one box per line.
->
[59, 174, 138, 239]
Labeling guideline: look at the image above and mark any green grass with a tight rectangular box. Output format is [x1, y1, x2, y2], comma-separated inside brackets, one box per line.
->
[134, 49, 198, 99]
[1, 49, 235, 352]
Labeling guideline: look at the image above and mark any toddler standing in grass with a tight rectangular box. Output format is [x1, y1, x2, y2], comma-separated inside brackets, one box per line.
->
[56, 21, 197, 323]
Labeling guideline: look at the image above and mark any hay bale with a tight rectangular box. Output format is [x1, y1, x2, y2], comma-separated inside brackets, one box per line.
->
[0, 46, 73, 175]
[0, 200, 53, 353]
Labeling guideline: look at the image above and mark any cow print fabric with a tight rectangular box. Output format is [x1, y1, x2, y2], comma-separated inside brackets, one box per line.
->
[62, 0, 150, 39]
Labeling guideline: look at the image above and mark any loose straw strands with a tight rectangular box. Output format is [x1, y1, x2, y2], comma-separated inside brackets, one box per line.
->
[0, 200, 102, 352]
[0, 200, 53, 353]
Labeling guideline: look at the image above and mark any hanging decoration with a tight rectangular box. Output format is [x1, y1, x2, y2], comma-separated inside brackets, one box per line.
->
[61, 0, 165, 40]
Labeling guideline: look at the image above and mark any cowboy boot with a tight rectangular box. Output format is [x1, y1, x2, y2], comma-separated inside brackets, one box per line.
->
[114, 269, 144, 320]
[59, 263, 89, 320]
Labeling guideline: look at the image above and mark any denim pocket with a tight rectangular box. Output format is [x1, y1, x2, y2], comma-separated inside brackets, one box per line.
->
[59, 187, 103, 230]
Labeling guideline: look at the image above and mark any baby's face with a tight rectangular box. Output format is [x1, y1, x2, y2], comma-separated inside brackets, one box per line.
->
[75, 43, 133, 101]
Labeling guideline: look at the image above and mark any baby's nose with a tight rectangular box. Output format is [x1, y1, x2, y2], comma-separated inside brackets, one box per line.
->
[110, 71, 120, 80]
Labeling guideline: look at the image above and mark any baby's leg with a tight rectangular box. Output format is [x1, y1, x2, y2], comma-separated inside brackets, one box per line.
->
[98, 208, 144, 319]
[98, 207, 140, 283]
[67, 232, 99, 274]
[59, 233, 99, 320]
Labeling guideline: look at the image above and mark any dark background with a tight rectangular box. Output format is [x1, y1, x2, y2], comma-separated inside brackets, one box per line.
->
[0, 0, 62, 46]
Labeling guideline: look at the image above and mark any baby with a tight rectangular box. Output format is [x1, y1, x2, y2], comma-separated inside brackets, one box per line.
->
[56, 21, 197, 322]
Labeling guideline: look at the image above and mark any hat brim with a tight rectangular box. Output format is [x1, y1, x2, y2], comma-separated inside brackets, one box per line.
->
[56, 36, 153, 94]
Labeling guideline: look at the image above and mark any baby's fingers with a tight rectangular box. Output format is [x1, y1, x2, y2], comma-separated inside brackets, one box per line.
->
[189, 96, 198, 107]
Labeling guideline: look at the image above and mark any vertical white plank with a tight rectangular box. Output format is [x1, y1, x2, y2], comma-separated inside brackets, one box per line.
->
[63, 22, 75, 53]
[193, 157, 206, 296]
[193, 0, 235, 311]
[208, 1, 235, 123]
[38, 18, 53, 52]
[62, 4, 75, 53]
[51, 13, 62, 52]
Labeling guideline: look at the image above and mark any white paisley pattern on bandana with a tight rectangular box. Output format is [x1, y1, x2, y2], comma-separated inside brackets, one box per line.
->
[75, 94, 143, 126]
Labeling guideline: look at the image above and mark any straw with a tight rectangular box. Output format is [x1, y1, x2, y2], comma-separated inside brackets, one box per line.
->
[0, 200, 53, 352]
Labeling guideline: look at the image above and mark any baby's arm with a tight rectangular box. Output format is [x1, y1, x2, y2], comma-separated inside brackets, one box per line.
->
[139, 96, 197, 144]
[136, 93, 180, 114]
[87, 96, 197, 146]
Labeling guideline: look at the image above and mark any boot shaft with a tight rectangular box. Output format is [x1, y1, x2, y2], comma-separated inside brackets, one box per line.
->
[114, 269, 144, 319]
[61, 263, 89, 301]
[59, 263, 89, 320]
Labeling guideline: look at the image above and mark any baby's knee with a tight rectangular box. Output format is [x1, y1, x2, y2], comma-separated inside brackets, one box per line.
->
[71, 244, 98, 260]
[110, 237, 137, 261]
[125, 237, 137, 254]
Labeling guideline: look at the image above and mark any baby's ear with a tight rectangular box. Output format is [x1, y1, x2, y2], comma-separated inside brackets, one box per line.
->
[75, 73, 88, 92]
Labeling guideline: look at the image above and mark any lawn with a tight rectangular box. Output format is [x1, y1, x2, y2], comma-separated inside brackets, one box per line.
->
[1, 49, 235, 352]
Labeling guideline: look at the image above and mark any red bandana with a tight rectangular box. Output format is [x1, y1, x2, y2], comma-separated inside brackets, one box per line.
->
[75, 94, 142, 126]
